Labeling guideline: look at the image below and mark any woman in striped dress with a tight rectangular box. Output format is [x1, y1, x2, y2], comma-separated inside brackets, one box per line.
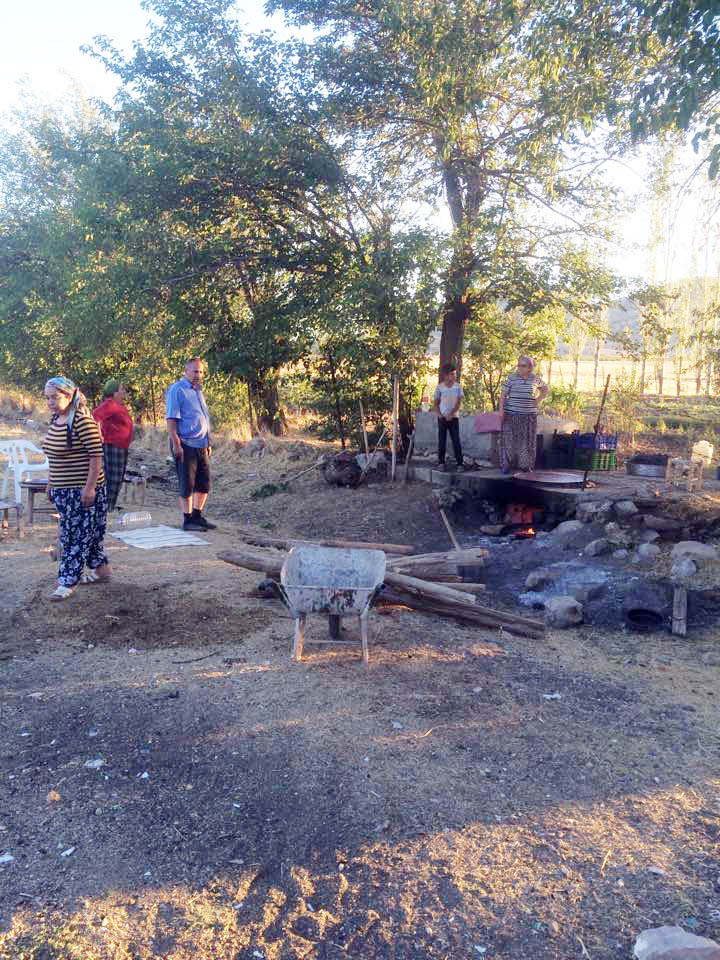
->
[499, 356, 548, 473]
[42, 376, 112, 600]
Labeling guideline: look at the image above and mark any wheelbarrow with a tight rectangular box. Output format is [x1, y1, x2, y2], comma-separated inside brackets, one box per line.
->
[279, 546, 386, 665]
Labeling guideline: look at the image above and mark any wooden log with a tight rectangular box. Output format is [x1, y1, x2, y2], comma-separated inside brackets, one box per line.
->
[388, 548, 489, 567]
[235, 529, 415, 556]
[672, 585, 688, 637]
[218, 549, 283, 578]
[446, 582, 486, 593]
[439, 508, 461, 550]
[378, 591, 543, 638]
[384, 571, 478, 607]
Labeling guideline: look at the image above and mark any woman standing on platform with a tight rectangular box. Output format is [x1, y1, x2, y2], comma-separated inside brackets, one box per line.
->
[499, 356, 548, 473]
[42, 376, 112, 600]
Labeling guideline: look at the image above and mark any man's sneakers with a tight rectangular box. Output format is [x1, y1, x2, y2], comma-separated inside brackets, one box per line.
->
[183, 510, 218, 531]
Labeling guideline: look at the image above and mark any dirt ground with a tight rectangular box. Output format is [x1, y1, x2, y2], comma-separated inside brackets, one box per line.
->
[1, 437, 720, 960]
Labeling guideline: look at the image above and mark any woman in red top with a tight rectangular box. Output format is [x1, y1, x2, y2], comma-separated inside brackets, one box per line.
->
[93, 379, 134, 510]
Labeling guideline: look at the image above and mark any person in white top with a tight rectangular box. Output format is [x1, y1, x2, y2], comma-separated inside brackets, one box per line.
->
[433, 363, 464, 471]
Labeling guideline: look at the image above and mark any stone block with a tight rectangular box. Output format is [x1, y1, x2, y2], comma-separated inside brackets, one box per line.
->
[633, 925, 720, 960]
[545, 595, 583, 628]
[614, 500, 639, 518]
[584, 538, 610, 557]
[671, 541, 719, 566]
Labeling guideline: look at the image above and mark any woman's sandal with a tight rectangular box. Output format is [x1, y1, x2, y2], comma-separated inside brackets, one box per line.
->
[80, 570, 99, 584]
[50, 585, 75, 601]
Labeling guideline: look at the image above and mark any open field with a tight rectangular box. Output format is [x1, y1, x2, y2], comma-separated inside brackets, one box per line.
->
[1, 426, 720, 960]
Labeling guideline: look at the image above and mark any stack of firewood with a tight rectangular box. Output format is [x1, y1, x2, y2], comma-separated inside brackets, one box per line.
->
[218, 535, 544, 640]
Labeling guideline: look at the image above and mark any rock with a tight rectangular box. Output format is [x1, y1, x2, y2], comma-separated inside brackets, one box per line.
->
[639, 529, 661, 543]
[671, 541, 720, 566]
[545, 595, 583, 628]
[480, 524, 505, 536]
[701, 651, 720, 666]
[613, 548, 629, 559]
[671, 557, 698, 580]
[570, 582, 606, 603]
[605, 521, 632, 546]
[576, 501, 603, 523]
[633, 925, 720, 960]
[525, 562, 575, 589]
[642, 515, 683, 532]
[584, 538, 609, 557]
[637, 543, 661, 562]
[553, 520, 584, 538]
[615, 500, 639, 518]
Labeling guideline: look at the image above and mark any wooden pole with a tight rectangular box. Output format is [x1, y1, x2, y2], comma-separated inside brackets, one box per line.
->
[356, 427, 387, 487]
[672, 586, 688, 636]
[359, 400, 370, 458]
[391, 375, 399, 481]
[401, 429, 415, 485]
[582, 373, 611, 489]
[439, 508, 461, 550]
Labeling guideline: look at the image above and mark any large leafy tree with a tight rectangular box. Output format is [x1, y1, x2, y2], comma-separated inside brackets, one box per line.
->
[268, 0, 646, 372]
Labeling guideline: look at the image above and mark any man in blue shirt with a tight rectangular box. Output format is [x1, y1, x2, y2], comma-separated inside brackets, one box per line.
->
[166, 357, 217, 531]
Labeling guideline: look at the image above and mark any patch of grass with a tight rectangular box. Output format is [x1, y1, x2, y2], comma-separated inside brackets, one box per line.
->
[250, 482, 289, 500]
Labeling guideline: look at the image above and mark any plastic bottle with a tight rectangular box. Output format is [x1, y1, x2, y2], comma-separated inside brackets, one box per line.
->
[420, 394, 430, 413]
[115, 511, 152, 529]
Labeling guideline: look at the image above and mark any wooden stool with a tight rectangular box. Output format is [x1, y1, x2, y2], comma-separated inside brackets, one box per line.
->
[20, 479, 54, 525]
[0, 499, 22, 536]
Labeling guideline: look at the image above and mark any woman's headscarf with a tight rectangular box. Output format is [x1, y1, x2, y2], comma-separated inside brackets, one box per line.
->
[45, 376, 89, 447]
[518, 355, 535, 371]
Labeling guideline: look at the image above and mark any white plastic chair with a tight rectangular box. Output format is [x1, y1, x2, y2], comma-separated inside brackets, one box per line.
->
[0, 439, 49, 504]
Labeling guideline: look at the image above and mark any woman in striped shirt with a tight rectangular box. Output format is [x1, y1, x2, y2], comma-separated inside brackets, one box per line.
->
[499, 356, 548, 473]
[42, 376, 112, 600]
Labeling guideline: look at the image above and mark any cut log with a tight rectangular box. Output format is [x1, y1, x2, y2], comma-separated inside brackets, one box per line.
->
[447, 582, 486, 593]
[218, 549, 283, 578]
[384, 571, 478, 607]
[236, 530, 414, 556]
[672, 585, 688, 637]
[388, 548, 489, 567]
[377, 591, 543, 638]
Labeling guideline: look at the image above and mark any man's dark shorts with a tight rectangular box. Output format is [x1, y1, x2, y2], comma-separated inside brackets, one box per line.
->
[175, 443, 211, 498]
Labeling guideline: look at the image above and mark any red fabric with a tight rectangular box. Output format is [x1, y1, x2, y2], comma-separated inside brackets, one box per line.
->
[93, 398, 134, 449]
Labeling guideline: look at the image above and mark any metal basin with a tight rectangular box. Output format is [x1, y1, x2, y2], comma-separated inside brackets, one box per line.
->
[280, 546, 386, 617]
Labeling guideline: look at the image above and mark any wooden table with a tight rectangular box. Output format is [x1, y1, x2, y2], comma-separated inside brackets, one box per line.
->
[20, 479, 53, 525]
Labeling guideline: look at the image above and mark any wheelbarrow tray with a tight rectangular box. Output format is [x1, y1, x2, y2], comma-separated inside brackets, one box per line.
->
[280, 546, 386, 618]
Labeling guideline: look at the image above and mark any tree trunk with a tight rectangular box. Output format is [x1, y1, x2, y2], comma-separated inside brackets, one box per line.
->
[439, 294, 470, 375]
[250, 379, 287, 436]
[547, 355, 554, 387]
[573, 354, 580, 390]
[247, 382, 258, 436]
[326, 353, 346, 449]
[640, 353, 647, 394]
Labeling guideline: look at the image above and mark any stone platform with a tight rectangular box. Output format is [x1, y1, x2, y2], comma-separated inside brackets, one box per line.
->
[408, 459, 720, 513]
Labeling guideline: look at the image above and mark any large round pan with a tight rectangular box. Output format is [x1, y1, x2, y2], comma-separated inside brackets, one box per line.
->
[511, 469, 586, 487]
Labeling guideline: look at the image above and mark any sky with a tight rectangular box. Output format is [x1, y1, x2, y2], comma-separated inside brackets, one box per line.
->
[1, 0, 714, 288]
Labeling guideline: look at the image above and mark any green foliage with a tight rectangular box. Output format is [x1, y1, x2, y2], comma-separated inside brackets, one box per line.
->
[544, 385, 584, 422]
[464, 302, 564, 409]
[605, 369, 645, 439]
